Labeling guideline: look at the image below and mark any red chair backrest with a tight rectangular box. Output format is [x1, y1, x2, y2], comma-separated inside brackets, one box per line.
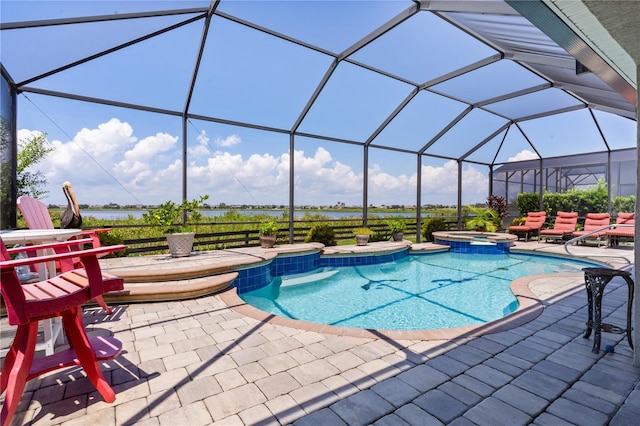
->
[583, 213, 611, 231]
[17, 196, 77, 272]
[524, 211, 546, 228]
[18, 195, 108, 253]
[553, 211, 578, 231]
[17, 196, 55, 230]
[616, 212, 635, 225]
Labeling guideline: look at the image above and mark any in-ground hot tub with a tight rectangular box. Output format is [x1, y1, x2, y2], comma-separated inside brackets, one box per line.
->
[432, 231, 518, 253]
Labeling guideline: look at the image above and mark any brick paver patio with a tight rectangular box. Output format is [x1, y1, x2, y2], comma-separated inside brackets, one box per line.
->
[2, 241, 639, 425]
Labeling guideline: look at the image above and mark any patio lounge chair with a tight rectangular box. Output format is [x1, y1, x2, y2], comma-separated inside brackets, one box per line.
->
[539, 211, 578, 243]
[605, 212, 635, 246]
[508, 211, 546, 241]
[572, 212, 611, 246]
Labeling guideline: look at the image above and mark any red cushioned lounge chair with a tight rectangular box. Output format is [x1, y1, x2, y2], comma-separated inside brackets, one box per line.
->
[572, 212, 611, 246]
[539, 211, 578, 243]
[605, 212, 635, 246]
[508, 211, 546, 242]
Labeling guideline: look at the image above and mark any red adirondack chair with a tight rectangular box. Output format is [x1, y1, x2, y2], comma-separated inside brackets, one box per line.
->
[0, 237, 125, 426]
[17, 195, 115, 313]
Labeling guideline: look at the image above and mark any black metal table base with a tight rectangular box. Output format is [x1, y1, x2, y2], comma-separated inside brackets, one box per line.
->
[583, 267, 634, 353]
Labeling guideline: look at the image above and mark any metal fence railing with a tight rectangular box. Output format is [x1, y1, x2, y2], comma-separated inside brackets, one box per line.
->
[97, 217, 460, 256]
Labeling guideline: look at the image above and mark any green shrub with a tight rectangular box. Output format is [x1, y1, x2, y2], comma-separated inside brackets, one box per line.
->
[369, 230, 391, 242]
[97, 231, 128, 257]
[543, 191, 576, 216]
[509, 217, 526, 226]
[520, 178, 609, 217]
[422, 218, 447, 241]
[142, 195, 209, 233]
[304, 224, 336, 246]
[516, 193, 540, 216]
[612, 195, 635, 215]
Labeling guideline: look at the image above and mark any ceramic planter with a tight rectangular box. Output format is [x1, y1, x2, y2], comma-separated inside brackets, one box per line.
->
[392, 232, 404, 242]
[260, 235, 276, 248]
[356, 234, 370, 246]
[166, 232, 195, 257]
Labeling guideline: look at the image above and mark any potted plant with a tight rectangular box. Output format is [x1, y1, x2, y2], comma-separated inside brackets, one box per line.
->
[142, 195, 209, 257]
[259, 219, 279, 248]
[352, 227, 373, 246]
[465, 207, 499, 232]
[386, 220, 406, 241]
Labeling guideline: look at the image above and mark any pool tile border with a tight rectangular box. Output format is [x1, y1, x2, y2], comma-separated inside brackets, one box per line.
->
[219, 273, 582, 340]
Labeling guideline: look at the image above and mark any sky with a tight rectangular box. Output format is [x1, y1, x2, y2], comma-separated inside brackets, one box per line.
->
[17, 115, 494, 207]
[3, 1, 637, 207]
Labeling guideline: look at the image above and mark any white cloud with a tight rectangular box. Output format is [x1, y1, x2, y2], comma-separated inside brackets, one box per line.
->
[188, 144, 211, 158]
[422, 161, 459, 195]
[294, 149, 363, 205]
[36, 118, 137, 194]
[29, 120, 488, 206]
[369, 163, 412, 194]
[188, 130, 212, 158]
[124, 132, 177, 162]
[197, 130, 209, 145]
[74, 118, 137, 153]
[215, 134, 241, 147]
[461, 164, 490, 204]
[369, 160, 487, 206]
[508, 149, 539, 162]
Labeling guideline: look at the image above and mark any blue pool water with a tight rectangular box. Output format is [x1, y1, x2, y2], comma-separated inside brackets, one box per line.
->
[239, 252, 598, 331]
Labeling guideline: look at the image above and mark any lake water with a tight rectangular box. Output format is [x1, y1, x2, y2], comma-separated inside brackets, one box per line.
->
[78, 209, 417, 221]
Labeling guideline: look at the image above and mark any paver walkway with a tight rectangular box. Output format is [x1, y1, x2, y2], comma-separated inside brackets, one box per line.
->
[2, 242, 639, 425]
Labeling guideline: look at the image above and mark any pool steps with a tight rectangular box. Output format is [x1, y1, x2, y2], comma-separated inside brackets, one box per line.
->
[279, 269, 339, 288]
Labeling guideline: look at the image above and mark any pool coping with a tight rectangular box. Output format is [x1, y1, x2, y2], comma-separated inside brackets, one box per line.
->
[432, 230, 518, 243]
[219, 271, 585, 341]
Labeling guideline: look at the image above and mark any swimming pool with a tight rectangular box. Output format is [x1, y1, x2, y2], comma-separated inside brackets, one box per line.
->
[239, 252, 599, 331]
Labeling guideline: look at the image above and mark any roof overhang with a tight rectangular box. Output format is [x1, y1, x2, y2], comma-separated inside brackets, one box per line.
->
[507, 0, 638, 107]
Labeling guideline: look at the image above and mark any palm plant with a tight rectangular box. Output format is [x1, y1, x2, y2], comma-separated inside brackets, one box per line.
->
[465, 207, 500, 232]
